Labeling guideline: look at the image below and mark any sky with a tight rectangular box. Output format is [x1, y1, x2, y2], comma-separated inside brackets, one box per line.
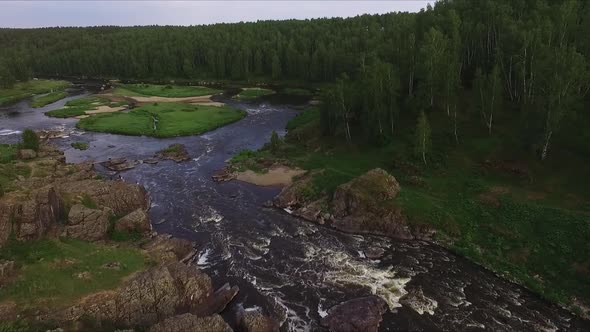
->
[0, 1, 432, 28]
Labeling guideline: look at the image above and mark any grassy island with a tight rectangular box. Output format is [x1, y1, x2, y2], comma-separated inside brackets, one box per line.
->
[112, 84, 220, 98]
[0, 80, 70, 106]
[77, 102, 246, 137]
[45, 97, 129, 118]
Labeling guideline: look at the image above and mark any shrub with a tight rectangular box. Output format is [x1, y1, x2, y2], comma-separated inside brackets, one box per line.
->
[21, 129, 39, 151]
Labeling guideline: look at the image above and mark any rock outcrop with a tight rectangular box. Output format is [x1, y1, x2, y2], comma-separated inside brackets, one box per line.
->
[0, 142, 149, 247]
[63, 204, 112, 241]
[61, 262, 213, 327]
[57, 179, 148, 217]
[238, 308, 280, 332]
[0, 185, 65, 245]
[320, 296, 388, 332]
[274, 168, 424, 240]
[149, 313, 232, 332]
[115, 208, 151, 233]
[142, 233, 197, 263]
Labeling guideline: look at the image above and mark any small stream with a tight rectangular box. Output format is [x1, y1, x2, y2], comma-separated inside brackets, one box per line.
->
[1, 86, 589, 331]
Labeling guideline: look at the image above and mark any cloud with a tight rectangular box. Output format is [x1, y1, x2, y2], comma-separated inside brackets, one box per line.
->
[0, 1, 431, 28]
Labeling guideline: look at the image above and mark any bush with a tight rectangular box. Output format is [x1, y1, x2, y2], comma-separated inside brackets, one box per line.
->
[21, 129, 39, 151]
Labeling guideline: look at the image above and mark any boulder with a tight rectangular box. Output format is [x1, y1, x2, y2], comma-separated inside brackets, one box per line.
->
[330, 169, 413, 240]
[142, 234, 197, 263]
[332, 168, 400, 218]
[320, 296, 388, 332]
[156, 144, 190, 162]
[115, 208, 151, 233]
[64, 204, 111, 241]
[149, 313, 231, 332]
[61, 262, 214, 327]
[238, 308, 279, 332]
[18, 149, 37, 160]
[57, 179, 148, 216]
[192, 283, 239, 317]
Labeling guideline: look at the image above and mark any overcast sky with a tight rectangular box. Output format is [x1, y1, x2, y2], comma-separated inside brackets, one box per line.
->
[0, 1, 432, 28]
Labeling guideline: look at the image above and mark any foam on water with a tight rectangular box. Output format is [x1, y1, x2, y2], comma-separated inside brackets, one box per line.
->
[0, 129, 21, 136]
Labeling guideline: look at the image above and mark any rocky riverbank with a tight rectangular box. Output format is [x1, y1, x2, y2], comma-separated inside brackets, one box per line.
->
[271, 167, 434, 241]
[0, 142, 277, 331]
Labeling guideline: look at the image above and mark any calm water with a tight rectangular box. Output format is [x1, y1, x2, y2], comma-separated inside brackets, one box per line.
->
[1, 88, 588, 331]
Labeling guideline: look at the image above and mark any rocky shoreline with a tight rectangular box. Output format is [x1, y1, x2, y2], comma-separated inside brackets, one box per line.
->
[0, 142, 277, 331]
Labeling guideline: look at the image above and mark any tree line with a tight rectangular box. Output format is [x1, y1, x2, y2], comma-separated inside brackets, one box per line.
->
[1, 0, 589, 160]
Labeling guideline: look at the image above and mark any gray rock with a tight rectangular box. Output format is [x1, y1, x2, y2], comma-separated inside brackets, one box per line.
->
[149, 313, 231, 332]
[321, 296, 388, 332]
[115, 208, 151, 233]
[64, 204, 111, 241]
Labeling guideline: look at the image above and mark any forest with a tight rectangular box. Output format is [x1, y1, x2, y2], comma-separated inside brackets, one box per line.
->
[1, 0, 589, 161]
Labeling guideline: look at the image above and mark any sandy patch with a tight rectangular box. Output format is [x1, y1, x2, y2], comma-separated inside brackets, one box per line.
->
[189, 101, 225, 107]
[85, 106, 126, 114]
[236, 166, 306, 187]
[75, 115, 90, 119]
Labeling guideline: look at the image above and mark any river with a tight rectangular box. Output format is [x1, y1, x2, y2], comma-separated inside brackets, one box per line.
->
[1, 86, 588, 331]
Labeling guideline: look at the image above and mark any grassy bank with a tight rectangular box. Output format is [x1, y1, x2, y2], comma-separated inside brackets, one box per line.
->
[31, 91, 68, 108]
[234, 88, 274, 100]
[0, 238, 147, 311]
[0, 80, 70, 106]
[45, 96, 128, 118]
[77, 102, 246, 137]
[112, 83, 220, 97]
[232, 107, 590, 312]
[0, 144, 30, 193]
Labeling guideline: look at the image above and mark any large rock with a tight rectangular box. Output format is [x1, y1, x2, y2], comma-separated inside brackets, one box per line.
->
[142, 234, 197, 263]
[0, 185, 64, 246]
[332, 168, 400, 218]
[320, 296, 388, 332]
[115, 208, 151, 233]
[149, 313, 231, 332]
[58, 179, 148, 216]
[330, 169, 413, 240]
[238, 308, 279, 332]
[61, 262, 213, 327]
[64, 204, 111, 241]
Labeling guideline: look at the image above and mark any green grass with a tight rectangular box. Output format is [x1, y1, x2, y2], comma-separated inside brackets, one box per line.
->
[112, 84, 220, 97]
[45, 97, 127, 118]
[234, 88, 275, 100]
[0, 162, 31, 193]
[0, 144, 18, 164]
[70, 142, 89, 150]
[30, 91, 68, 108]
[0, 80, 70, 106]
[77, 102, 246, 137]
[0, 238, 147, 310]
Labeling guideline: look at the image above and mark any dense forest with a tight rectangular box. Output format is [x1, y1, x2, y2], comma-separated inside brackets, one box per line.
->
[1, 0, 589, 160]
